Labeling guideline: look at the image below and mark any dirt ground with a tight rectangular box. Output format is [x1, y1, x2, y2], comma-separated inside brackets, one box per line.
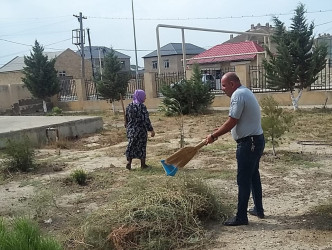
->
[0, 110, 331, 250]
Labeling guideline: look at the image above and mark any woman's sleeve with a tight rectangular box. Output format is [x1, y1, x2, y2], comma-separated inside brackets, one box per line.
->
[142, 105, 153, 131]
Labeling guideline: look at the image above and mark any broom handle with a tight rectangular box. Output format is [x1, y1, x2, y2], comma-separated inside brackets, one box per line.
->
[194, 140, 207, 150]
[119, 93, 127, 127]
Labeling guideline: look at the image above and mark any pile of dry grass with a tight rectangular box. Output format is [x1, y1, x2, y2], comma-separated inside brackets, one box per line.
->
[83, 175, 230, 249]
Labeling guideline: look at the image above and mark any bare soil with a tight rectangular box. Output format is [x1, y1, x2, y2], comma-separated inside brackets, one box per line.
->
[0, 110, 331, 250]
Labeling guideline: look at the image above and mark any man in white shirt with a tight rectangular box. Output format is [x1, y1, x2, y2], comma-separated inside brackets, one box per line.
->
[206, 72, 265, 226]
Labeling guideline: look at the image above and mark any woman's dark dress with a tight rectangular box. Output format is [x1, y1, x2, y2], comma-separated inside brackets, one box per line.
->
[125, 102, 153, 159]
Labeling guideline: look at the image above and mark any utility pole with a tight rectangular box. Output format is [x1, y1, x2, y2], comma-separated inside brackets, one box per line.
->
[73, 12, 87, 102]
[86, 28, 95, 79]
[131, 0, 139, 85]
[73, 12, 87, 81]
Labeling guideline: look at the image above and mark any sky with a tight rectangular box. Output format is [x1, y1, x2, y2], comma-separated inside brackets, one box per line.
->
[1, 0, 332, 68]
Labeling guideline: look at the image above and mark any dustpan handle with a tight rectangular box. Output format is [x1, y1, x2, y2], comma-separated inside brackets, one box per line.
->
[194, 140, 207, 150]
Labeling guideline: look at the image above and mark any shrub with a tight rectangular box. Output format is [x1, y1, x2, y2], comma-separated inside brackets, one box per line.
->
[3, 136, 36, 172]
[51, 106, 62, 115]
[261, 96, 293, 156]
[71, 169, 87, 185]
[0, 217, 62, 250]
[83, 176, 230, 249]
[160, 64, 214, 115]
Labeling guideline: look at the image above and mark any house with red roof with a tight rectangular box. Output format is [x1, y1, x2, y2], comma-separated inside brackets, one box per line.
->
[187, 41, 266, 90]
[187, 41, 265, 67]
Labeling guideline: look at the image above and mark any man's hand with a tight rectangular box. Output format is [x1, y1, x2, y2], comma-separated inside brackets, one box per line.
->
[206, 134, 217, 144]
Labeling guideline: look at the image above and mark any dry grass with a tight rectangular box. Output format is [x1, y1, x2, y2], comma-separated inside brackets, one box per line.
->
[82, 175, 231, 250]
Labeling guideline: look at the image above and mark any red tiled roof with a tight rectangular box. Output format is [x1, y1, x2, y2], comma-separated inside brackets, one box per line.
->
[188, 41, 264, 65]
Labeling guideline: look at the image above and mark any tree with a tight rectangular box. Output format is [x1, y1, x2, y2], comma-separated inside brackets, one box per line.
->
[160, 64, 214, 115]
[22, 40, 60, 113]
[261, 96, 293, 156]
[263, 3, 327, 110]
[96, 49, 129, 112]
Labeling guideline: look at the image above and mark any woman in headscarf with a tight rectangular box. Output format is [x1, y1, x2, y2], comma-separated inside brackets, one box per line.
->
[125, 89, 155, 170]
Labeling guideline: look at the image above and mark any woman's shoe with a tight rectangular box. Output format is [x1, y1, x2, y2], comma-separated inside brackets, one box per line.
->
[141, 164, 151, 169]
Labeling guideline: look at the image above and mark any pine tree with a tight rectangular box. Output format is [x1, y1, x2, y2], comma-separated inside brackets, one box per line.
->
[22, 40, 60, 113]
[96, 49, 129, 112]
[263, 3, 327, 110]
[160, 64, 214, 115]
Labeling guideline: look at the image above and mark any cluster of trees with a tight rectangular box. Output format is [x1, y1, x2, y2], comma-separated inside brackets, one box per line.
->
[22, 41, 128, 113]
[22, 3, 327, 115]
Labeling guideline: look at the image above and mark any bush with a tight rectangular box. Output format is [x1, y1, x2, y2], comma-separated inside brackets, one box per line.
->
[261, 96, 293, 155]
[83, 176, 230, 249]
[160, 64, 214, 115]
[51, 106, 62, 115]
[0, 217, 62, 250]
[3, 136, 36, 172]
[71, 169, 87, 185]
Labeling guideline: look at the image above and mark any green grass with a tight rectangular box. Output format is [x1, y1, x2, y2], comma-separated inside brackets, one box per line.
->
[0, 217, 62, 250]
[279, 151, 323, 168]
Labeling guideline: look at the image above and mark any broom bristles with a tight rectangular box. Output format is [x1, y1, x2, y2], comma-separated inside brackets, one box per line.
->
[165, 140, 206, 168]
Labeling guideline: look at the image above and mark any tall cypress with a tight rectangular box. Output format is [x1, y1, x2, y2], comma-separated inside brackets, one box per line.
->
[22, 40, 59, 113]
[263, 3, 327, 109]
[96, 49, 129, 111]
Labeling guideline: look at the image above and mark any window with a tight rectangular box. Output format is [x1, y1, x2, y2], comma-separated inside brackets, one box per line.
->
[120, 61, 125, 69]
[152, 61, 158, 69]
[164, 60, 169, 68]
[59, 71, 66, 77]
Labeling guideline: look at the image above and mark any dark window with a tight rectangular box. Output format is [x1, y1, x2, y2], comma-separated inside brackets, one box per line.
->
[164, 60, 169, 68]
[152, 61, 158, 69]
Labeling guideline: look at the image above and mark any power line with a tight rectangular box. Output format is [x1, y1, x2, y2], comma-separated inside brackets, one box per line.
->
[87, 9, 332, 21]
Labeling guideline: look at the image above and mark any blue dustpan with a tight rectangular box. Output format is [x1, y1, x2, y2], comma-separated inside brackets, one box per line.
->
[161, 160, 178, 176]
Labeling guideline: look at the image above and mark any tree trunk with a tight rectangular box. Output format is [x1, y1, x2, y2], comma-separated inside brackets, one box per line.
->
[42, 100, 48, 113]
[290, 90, 303, 110]
[111, 102, 115, 113]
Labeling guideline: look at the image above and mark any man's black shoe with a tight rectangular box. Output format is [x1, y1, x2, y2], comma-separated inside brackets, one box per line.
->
[248, 208, 265, 219]
[224, 216, 248, 226]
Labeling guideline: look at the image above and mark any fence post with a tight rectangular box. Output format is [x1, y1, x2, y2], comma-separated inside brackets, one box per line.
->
[144, 72, 157, 98]
[235, 64, 250, 88]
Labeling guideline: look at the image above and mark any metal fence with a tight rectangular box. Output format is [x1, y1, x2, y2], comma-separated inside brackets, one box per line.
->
[249, 59, 332, 93]
[311, 59, 332, 90]
[85, 79, 100, 100]
[201, 67, 235, 95]
[126, 73, 145, 99]
[155, 71, 185, 97]
[57, 77, 78, 101]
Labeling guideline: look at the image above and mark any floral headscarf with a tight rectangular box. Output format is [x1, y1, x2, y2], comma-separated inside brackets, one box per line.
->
[132, 89, 146, 104]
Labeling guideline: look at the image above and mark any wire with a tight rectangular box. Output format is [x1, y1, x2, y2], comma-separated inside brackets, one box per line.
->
[87, 9, 332, 21]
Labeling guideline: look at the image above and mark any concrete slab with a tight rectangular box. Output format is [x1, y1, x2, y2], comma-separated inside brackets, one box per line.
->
[0, 116, 103, 148]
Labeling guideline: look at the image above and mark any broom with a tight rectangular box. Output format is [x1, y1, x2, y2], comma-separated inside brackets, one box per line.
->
[119, 93, 126, 127]
[164, 139, 207, 169]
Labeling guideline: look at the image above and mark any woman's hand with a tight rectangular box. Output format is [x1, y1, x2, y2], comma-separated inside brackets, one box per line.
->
[151, 130, 155, 137]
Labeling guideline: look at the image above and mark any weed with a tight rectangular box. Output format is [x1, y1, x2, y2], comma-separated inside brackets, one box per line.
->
[52, 106, 62, 115]
[3, 136, 36, 172]
[0, 217, 62, 250]
[71, 169, 87, 185]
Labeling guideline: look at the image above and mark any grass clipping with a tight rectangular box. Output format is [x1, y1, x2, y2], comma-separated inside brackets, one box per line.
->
[83, 176, 230, 249]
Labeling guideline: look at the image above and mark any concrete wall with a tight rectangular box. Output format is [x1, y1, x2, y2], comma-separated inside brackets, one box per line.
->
[0, 116, 103, 149]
